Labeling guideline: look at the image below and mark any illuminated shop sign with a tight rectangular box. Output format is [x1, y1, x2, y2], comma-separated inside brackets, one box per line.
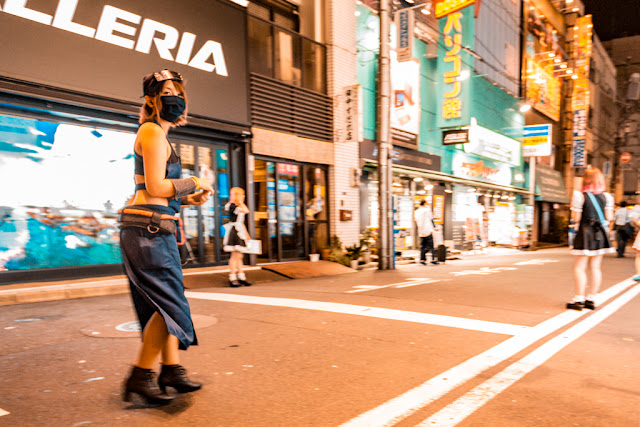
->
[434, 0, 475, 19]
[0, 1, 227, 75]
[452, 152, 513, 186]
[437, 9, 472, 128]
[0, 0, 249, 126]
[523, 124, 552, 157]
[464, 124, 521, 166]
[571, 15, 592, 168]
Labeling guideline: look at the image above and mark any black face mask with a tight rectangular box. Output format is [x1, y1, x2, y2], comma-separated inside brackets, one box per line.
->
[159, 95, 185, 123]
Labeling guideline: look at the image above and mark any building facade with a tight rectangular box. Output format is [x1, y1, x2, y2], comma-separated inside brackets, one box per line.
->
[0, 0, 253, 283]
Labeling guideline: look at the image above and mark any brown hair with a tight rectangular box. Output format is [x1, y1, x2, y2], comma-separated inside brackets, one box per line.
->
[581, 167, 605, 194]
[139, 80, 188, 126]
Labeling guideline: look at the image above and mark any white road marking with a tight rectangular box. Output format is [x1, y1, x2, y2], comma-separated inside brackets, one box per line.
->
[0, 408, 9, 417]
[451, 267, 517, 276]
[346, 278, 445, 293]
[420, 282, 640, 427]
[185, 292, 529, 335]
[339, 278, 636, 427]
[184, 267, 261, 276]
[513, 259, 559, 266]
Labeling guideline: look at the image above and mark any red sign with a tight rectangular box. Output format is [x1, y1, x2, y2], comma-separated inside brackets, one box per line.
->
[621, 152, 632, 163]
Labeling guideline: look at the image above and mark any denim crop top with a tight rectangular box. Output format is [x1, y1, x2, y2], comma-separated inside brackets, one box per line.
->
[134, 120, 180, 192]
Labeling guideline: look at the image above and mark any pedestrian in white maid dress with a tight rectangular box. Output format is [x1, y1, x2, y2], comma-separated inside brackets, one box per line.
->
[223, 187, 252, 287]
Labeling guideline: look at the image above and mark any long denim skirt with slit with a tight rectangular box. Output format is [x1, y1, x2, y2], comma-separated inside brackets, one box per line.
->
[119, 204, 197, 350]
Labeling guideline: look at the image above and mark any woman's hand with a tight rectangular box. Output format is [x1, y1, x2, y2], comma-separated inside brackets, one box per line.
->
[186, 180, 213, 206]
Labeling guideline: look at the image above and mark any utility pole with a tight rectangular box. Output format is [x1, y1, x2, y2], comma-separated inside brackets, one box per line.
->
[377, 0, 392, 270]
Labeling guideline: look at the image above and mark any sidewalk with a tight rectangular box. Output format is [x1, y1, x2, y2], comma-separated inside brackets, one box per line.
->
[0, 246, 558, 306]
[0, 261, 354, 306]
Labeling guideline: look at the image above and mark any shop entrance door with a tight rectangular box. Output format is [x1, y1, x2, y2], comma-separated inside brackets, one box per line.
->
[253, 159, 329, 263]
[173, 138, 231, 265]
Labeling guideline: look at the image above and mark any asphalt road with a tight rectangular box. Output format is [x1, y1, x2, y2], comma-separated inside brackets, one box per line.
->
[0, 248, 638, 427]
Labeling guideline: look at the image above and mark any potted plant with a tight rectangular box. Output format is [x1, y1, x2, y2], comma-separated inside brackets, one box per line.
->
[359, 229, 374, 264]
[345, 243, 363, 270]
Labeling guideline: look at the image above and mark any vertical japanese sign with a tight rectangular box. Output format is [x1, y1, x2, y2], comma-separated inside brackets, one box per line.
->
[437, 8, 473, 129]
[344, 85, 363, 143]
[571, 15, 592, 168]
[397, 9, 414, 62]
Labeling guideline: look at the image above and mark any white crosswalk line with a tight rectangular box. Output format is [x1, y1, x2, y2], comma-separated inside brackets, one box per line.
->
[339, 278, 636, 427]
[185, 292, 529, 335]
[419, 282, 640, 427]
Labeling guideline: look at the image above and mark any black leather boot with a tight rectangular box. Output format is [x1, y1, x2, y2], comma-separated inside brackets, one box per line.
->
[158, 364, 202, 394]
[123, 366, 174, 405]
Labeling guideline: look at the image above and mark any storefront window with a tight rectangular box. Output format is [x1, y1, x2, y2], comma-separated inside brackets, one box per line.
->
[305, 167, 328, 254]
[0, 114, 134, 271]
[254, 159, 327, 261]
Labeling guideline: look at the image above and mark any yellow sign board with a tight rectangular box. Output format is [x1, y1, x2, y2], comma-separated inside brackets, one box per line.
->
[435, 0, 475, 19]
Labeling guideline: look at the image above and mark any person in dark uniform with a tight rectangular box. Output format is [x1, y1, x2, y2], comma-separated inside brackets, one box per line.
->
[567, 168, 615, 311]
[119, 70, 213, 405]
[223, 187, 252, 287]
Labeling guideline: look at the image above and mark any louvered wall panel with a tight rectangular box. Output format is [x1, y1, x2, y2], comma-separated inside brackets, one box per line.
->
[250, 73, 333, 142]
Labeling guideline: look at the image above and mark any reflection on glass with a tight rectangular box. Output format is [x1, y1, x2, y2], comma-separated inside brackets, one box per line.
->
[253, 159, 277, 261]
[302, 40, 327, 94]
[248, 17, 274, 77]
[281, 222, 304, 258]
[305, 167, 326, 221]
[277, 163, 301, 221]
[275, 29, 302, 86]
[179, 144, 200, 264]
[0, 114, 134, 270]
[199, 147, 215, 263]
[216, 149, 230, 262]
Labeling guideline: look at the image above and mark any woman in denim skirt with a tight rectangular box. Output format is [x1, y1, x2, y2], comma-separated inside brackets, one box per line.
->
[120, 70, 213, 406]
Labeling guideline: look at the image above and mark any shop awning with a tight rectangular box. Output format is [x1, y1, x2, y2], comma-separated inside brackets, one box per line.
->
[535, 165, 570, 204]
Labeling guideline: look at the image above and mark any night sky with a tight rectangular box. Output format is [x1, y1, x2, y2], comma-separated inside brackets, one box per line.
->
[582, 0, 640, 41]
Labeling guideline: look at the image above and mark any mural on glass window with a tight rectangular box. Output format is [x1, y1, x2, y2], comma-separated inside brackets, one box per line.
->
[0, 114, 135, 271]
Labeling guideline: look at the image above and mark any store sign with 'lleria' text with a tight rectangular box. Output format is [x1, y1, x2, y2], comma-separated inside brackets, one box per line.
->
[0, 0, 249, 125]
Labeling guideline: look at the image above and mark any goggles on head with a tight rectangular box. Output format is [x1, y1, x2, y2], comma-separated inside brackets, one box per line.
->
[142, 69, 184, 96]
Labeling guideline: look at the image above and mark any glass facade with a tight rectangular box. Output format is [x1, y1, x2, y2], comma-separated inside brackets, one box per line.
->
[0, 111, 238, 273]
[0, 113, 133, 271]
[248, 16, 327, 94]
[253, 159, 328, 262]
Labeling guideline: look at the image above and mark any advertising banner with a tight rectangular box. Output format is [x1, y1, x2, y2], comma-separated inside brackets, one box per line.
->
[391, 54, 420, 147]
[522, 2, 563, 121]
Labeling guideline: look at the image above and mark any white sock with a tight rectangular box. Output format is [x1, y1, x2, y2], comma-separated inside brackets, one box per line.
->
[238, 273, 246, 281]
[572, 295, 585, 302]
[229, 274, 237, 281]
[586, 293, 597, 302]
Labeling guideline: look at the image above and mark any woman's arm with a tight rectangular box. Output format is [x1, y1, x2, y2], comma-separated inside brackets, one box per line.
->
[140, 124, 178, 198]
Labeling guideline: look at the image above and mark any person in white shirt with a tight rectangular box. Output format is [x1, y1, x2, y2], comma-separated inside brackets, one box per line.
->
[612, 201, 631, 257]
[414, 199, 439, 265]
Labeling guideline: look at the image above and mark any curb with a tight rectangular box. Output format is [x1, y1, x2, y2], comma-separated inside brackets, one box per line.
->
[0, 278, 130, 306]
